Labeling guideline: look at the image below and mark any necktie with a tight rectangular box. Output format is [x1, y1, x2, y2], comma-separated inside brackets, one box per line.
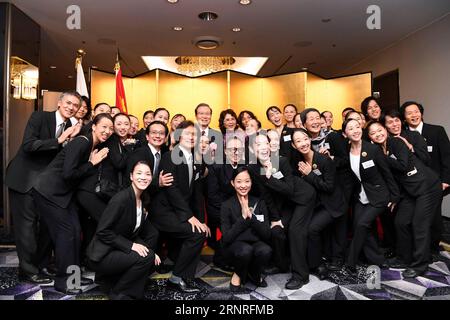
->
[55, 122, 65, 138]
[187, 153, 193, 186]
[201, 130, 205, 136]
[154, 152, 161, 176]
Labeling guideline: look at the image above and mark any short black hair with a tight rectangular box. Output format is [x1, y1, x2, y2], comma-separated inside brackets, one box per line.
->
[365, 120, 384, 132]
[266, 106, 281, 120]
[93, 102, 111, 112]
[145, 120, 169, 136]
[300, 107, 320, 124]
[399, 101, 424, 119]
[154, 107, 170, 119]
[290, 128, 311, 142]
[238, 110, 256, 129]
[232, 166, 251, 181]
[113, 113, 130, 124]
[381, 109, 402, 124]
[174, 120, 195, 144]
[360, 96, 381, 116]
[342, 107, 356, 115]
[283, 104, 298, 112]
[92, 113, 113, 125]
[341, 117, 361, 132]
[143, 110, 154, 120]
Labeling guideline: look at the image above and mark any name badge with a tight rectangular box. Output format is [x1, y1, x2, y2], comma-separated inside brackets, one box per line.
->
[389, 154, 397, 160]
[272, 171, 284, 179]
[283, 135, 291, 142]
[427, 146, 433, 152]
[407, 167, 418, 177]
[313, 169, 322, 176]
[362, 160, 375, 169]
[255, 214, 265, 222]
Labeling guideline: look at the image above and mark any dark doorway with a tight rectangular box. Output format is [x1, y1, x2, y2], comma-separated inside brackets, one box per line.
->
[373, 69, 400, 112]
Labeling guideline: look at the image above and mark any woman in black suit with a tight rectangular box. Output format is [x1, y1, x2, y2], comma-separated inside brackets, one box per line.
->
[32, 113, 114, 294]
[87, 160, 160, 300]
[221, 167, 272, 291]
[366, 121, 441, 278]
[342, 118, 400, 274]
[290, 128, 346, 280]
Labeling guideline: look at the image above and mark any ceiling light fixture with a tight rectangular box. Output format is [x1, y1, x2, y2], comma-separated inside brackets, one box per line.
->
[239, 0, 252, 5]
[50, 66, 56, 69]
[173, 26, 183, 31]
[91, 66, 98, 69]
[175, 56, 235, 76]
[198, 12, 218, 21]
[232, 27, 241, 32]
[167, 0, 179, 3]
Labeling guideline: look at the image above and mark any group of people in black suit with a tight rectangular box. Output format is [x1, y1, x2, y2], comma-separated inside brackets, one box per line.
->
[5, 91, 450, 299]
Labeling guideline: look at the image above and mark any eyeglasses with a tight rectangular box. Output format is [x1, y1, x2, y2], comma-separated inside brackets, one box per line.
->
[149, 130, 165, 136]
[226, 147, 244, 153]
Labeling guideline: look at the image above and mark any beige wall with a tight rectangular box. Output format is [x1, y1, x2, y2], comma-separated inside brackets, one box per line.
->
[90, 69, 371, 131]
[342, 14, 450, 217]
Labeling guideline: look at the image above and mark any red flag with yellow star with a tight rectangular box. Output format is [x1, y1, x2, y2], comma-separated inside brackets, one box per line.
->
[115, 54, 128, 114]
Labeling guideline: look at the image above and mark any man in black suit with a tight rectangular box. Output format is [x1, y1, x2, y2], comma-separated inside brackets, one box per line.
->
[194, 103, 223, 164]
[125, 120, 174, 192]
[5, 91, 82, 284]
[401, 101, 450, 258]
[150, 120, 210, 293]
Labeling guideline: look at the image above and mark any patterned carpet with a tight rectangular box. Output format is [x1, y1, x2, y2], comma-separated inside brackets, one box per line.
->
[1, 247, 450, 300]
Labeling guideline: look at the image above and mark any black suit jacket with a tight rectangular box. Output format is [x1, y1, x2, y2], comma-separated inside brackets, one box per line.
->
[86, 186, 158, 262]
[293, 151, 345, 218]
[5, 111, 71, 193]
[350, 140, 400, 207]
[279, 125, 295, 158]
[33, 135, 96, 208]
[206, 163, 245, 220]
[412, 123, 450, 186]
[149, 146, 203, 231]
[384, 137, 440, 198]
[248, 156, 295, 223]
[220, 195, 271, 247]
[399, 130, 430, 167]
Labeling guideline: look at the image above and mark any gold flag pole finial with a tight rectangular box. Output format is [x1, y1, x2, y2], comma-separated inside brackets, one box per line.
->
[75, 48, 86, 69]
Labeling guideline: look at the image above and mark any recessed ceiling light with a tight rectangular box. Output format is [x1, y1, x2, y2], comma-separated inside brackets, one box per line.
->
[68, 75, 73, 79]
[198, 12, 218, 21]
[232, 27, 241, 32]
[167, 0, 178, 3]
[50, 66, 56, 69]
[173, 26, 183, 31]
[91, 66, 98, 69]
[239, 0, 252, 5]
[301, 67, 308, 71]
[321, 18, 331, 23]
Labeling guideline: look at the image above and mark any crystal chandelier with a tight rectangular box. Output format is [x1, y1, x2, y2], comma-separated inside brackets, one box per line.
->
[175, 56, 235, 76]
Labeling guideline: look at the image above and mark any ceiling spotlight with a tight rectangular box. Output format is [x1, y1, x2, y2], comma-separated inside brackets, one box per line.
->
[91, 66, 98, 69]
[50, 66, 56, 69]
[232, 27, 241, 32]
[173, 26, 183, 31]
[239, 0, 252, 5]
[198, 12, 218, 21]
[68, 75, 73, 79]
[167, 0, 178, 3]
[301, 67, 308, 71]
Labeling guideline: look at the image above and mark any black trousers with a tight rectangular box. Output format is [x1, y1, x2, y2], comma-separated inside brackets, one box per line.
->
[379, 208, 396, 250]
[308, 207, 340, 269]
[32, 189, 81, 290]
[159, 222, 206, 279]
[206, 207, 221, 250]
[289, 202, 314, 280]
[9, 189, 52, 275]
[89, 250, 155, 299]
[347, 202, 385, 267]
[395, 186, 441, 272]
[76, 190, 108, 260]
[430, 193, 444, 252]
[270, 226, 289, 272]
[223, 240, 271, 283]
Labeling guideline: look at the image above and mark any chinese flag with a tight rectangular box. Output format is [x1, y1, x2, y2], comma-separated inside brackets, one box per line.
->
[115, 56, 128, 114]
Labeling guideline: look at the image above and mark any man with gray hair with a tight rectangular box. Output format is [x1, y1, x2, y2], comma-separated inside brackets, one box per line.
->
[5, 90, 82, 284]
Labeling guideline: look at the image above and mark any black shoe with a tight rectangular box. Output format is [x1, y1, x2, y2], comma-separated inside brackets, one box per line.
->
[327, 260, 343, 272]
[312, 265, 328, 280]
[167, 279, 201, 293]
[402, 268, 425, 278]
[285, 277, 309, 290]
[80, 277, 94, 286]
[19, 273, 53, 285]
[40, 267, 56, 278]
[229, 282, 243, 292]
[248, 274, 268, 288]
[388, 258, 407, 269]
[54, 286, 82, 295]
